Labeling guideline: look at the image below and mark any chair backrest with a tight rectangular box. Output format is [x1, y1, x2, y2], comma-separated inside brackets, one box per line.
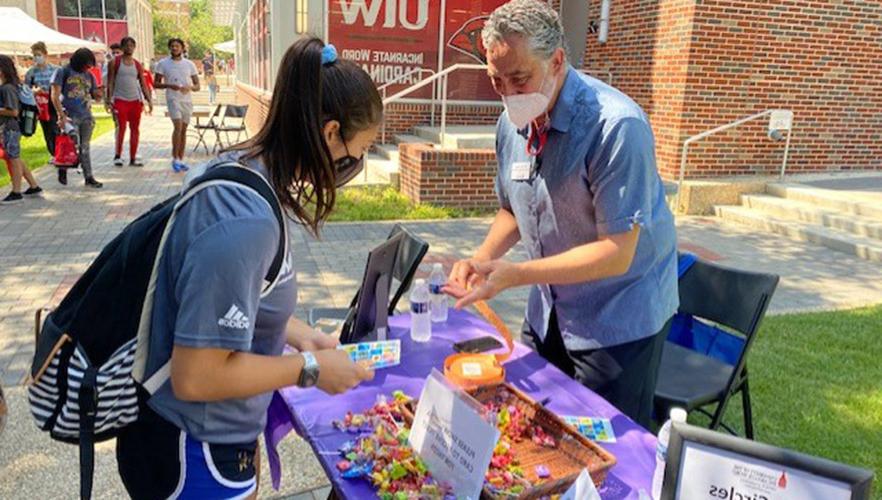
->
[344, 224, 430, 316]
[223, 104, 248, 119]
[386, 224, 429, 314]
[677, 258, 779, 385]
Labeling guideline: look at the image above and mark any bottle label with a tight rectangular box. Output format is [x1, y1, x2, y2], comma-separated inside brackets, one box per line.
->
[411, 302, 428, 314]
[429, 284, 442, 294]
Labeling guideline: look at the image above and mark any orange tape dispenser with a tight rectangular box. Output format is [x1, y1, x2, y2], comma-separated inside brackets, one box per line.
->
[444, 300, 514, 388]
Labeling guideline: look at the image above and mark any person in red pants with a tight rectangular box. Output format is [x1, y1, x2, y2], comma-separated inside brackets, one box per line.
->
[106, 36, 153, 167]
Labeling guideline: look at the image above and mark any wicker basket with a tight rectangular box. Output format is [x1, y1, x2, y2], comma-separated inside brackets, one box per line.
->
[403, 382, 617, 499]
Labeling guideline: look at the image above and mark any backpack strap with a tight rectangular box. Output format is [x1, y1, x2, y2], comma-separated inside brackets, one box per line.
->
[134, 162, 288, 392]
[184, 163, 288, 293]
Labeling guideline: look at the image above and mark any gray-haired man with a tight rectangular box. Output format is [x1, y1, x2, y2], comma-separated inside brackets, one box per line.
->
[445, 0, 678, 428]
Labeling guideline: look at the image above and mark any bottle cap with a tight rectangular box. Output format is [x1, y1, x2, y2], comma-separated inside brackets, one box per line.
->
[414, 278, 425, 286]
[670, 407, 688, 423]
[432, 263, 443, 271]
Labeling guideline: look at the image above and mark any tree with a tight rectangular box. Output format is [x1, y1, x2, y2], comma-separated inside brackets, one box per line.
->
[152, 0, 232, 59]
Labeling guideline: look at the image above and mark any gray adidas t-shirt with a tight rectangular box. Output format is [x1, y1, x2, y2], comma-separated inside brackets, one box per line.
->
[145, 152, 297, 444]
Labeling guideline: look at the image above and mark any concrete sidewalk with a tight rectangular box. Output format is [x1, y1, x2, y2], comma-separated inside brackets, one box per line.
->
[2, 114, 882, 499]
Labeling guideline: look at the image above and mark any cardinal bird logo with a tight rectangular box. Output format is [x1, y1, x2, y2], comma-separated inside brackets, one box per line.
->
[447, 16, 490, 64]
[778, 471, 788, 489]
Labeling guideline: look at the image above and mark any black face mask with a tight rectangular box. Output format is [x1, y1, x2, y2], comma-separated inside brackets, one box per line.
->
[334, 138, 364, 187]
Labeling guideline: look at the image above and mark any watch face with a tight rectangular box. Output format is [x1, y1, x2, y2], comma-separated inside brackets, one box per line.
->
[303, 370, 318, 388]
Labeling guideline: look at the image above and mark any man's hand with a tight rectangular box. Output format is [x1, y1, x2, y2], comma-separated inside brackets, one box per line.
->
[448, 257, 487, 292]
[146, 102, 153, 115]
[179, 85, 191, 94]
[443, 259, 522, 309]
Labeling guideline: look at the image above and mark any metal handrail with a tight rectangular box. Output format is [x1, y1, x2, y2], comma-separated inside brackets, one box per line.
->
[378, 68, 437, 144]
[677, 109, 794, 210]
[377, 68, 436, 93]
[382, 63, 488, 147]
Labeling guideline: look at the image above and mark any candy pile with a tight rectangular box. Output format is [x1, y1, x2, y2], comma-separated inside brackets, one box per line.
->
[332, 392, 455, 500]
[480, 388, 559, 497]
[332, 389, 562, 499]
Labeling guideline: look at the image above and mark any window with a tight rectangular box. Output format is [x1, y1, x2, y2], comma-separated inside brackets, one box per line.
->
[104, 0, 127, 20]
[80, 0, 103, 18]
[248, 0, 272, 90]
[55, 0, 79, 17]
[296, 0, 308, 34]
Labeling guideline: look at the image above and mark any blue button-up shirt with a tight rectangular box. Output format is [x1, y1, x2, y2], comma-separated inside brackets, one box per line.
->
[495, 67, 678, 349]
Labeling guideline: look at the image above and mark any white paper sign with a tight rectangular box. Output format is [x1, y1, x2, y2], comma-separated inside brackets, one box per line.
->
[768, 109, 794, 132]
[408, 371, 500, 500]
[560, 468, 601, 500]
[675, 442, 852, 500]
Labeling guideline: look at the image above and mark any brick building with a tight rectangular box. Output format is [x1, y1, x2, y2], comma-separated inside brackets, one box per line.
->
[212, 0, 880, 208]
[0, 0, 154, 62]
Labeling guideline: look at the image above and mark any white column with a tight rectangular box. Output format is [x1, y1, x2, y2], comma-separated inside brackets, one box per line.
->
[269, 0, 297, 87]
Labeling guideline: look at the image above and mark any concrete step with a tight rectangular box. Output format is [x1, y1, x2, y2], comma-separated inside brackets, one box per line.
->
[363, 153, 398, 187]
[742, 194, 882, 241]
[413, 125, 495, 149]
[715, 205, 882, 262]
[393, 134, 432, 146]
[767, 183, 882, 219]
[375, 143, 400, 162]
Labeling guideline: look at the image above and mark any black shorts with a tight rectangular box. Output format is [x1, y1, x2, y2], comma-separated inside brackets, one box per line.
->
[116, 406, 259, 499]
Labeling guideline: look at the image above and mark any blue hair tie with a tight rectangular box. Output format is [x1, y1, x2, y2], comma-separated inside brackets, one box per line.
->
[321, 44, 338, 66]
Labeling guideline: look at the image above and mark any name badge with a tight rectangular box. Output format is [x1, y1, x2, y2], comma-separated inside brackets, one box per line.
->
[511, 161, 531, 181]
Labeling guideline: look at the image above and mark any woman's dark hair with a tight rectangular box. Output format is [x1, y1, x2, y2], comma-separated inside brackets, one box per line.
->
[69, 48, 96, 73]
[229, 37, 383, 236]
[0, 55, 21, 86]
[31, 41, 48, 54]
[120, 36, 136, 47]
[168, 38, 185, 49]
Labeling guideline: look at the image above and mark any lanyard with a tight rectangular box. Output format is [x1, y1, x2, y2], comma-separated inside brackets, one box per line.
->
[526, 119, 550, 179]
[526, 120, 550, 157]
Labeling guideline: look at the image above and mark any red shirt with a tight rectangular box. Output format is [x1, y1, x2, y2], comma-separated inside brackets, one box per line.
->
[88, 66, 103, 88]
[143, 70, 154, 92]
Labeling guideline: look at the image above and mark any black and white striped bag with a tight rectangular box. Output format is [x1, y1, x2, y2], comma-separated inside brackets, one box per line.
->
[27, 164, 287, 499]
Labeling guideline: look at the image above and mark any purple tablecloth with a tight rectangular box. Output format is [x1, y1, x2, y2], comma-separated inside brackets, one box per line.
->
[271, 309, 657, 499]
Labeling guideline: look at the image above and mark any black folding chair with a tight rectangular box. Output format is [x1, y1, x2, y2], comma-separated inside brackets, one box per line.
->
[654, 257, 779, 439]
[308, 224, 429, 328]
[214, 104, 249, 149]
[192, 104, 223, 154]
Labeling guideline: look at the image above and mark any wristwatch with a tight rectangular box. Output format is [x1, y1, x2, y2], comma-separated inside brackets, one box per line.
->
[297, 352, 320, 388]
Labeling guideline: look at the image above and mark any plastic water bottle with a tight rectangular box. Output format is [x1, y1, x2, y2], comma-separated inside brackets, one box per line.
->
[428, 263, 448, 323]
[409, 279, 432, 342]
[652, 407, 688, 500]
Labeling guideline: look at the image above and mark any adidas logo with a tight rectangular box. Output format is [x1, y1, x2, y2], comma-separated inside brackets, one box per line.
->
[218, 305, 250, 330]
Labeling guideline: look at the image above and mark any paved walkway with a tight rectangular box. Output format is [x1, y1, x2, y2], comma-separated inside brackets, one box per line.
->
[2, 114, 882, 498]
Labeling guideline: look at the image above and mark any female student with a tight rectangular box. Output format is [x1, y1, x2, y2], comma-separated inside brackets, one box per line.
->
[0, 54, 42, 204]
[115, 37, 381, 499]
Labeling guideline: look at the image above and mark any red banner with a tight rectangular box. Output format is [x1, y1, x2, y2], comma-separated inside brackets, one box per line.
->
[326, 0, 506, 101]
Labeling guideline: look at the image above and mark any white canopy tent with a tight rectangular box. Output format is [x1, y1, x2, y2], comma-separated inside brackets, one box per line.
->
[0, 7, 106, 55]
[212, 40, 236, 54]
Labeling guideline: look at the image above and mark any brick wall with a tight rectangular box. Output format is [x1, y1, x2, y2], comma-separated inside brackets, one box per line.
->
[35, 0, 55, 29]
[382, 102, 502, 139]
[399, 143, 498, 210]
[584, 0, 882, 179]
[236, 82, 272, 136]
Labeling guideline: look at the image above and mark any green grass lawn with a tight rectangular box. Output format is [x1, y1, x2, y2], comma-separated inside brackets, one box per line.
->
[328, 185, 493, 222]
[0, 114, 114, 188]
[690, 305, 881, 496]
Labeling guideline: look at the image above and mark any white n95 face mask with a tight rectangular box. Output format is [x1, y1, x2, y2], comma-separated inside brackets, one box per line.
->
[502, 67, 557, 129]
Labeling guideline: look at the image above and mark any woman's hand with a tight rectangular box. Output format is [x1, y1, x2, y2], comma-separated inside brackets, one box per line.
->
[313, 349, 374, 395]
[297, 328, 339, 352]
